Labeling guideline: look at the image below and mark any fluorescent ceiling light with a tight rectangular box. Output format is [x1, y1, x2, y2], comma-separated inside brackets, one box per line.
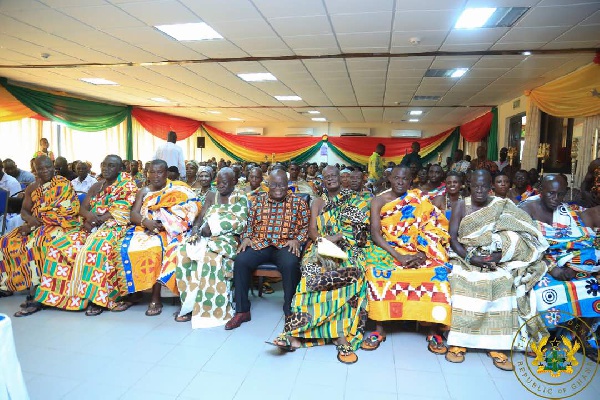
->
[207, 110, 221, 114]
[409, 110, 423, 116]
[150, 97, 169, 103]
[450, 68, 468, 78]
[312, 117, 326, 122]
[237, 73, 277, 82]
[229, 117, 243, 121]
[80, 78, 118, 85]
[455, 8, 496, 29]
[275, 95, 302, 101]
[307, 110, 320, 114]
[409, 119, 419, 122]
[155, 22, 223, 41]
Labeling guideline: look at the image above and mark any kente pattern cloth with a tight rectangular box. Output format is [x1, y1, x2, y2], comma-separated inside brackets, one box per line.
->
[133, 172, 146, 187]
[471, 159, 498, 174]
[423, 183, 447, 198]
[242, 191, 309, 251]
[447, 197, 549, 351]
[282, 189, 371, 351]
[366, 190, 451, 325]
[515, 186, 538, 203]
[529, 199, 600, 274]
[288, 179, 315, 196]
[120, 181, 200, 294]
[368, 152, 383, 181]
[450, 160, 470, 174]
[35, 173, 137, 310]
[173, 190, 248, 328]
[0, 176, 80, 292]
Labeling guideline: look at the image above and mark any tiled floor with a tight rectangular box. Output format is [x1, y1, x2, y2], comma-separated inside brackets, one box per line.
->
[2, 289, 599, 400]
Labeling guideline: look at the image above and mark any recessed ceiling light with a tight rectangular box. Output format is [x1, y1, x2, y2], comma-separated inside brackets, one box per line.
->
[229, 117, 243, 121]
[455, 8, 496, 29]
[307, 110, 320, 114]
[312, 117, 326, 122]
[206, 110, 221, 114]
[155, 22, 223, 41]
[80, 78, 118, 85]
[450, 68, 468, 78]
[275, 95, 302, 101]
[150, 97, 169, 103]
[409, 119, 419, 122]
[237, 73, 277, 82]
[522, 51, 532, 56]
[409, 110, 423, 116]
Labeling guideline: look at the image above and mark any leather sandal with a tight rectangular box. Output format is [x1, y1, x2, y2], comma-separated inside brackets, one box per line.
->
[265, 334, 297, 352]
[445, 346, 466, 363]
[487, 351, 514, 371]
[427, 334, 448, 355]
[336, 344, 358, 364]
[360, 331, 386, 351]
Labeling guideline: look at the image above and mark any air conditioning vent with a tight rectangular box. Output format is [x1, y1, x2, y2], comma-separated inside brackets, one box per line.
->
[285, 127, 315, 137]
[235, 127, 264, 136]
[391, 129, 422, 138]
[339, 127, 371, 137]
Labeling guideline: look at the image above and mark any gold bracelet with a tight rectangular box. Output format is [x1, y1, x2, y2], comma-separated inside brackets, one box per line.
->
[140, 217, 146, 227]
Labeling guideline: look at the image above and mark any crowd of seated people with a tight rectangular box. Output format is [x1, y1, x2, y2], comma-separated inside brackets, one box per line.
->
[1, 142, 600, 369]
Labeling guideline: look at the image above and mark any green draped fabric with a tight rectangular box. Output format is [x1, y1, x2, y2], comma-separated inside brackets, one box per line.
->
[422, 127, 460, 165]
[0, 78, 129, 132]
[126, 107, 133, 160]
[487, 107, 499, 161]
[327, 142, 362, 166]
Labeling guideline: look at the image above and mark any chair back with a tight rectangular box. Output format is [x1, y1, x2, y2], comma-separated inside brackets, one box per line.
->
[77, 192, 86, 204]
[0, 188, 9, 235]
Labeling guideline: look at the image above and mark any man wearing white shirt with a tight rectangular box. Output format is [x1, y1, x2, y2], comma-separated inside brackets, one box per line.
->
[0, 158, 25, 233]
[153, 130, 186, 181]
[71, 161, 97, 193]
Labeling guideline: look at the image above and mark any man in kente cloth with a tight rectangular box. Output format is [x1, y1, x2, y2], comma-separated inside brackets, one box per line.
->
[31, 155, 138, 316]
[363, 165, 452, 355]
[445, 170, 549, 371]
[1, 156, 80, 315]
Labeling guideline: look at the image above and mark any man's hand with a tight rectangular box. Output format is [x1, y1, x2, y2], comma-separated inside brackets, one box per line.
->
[144, 219, 163, 233]
[201, 224, 212, 238]
[18, 224, 33, 236]
[470, 252, 502, 270]
[85, 213, 101, 228]
[284, 239, 301, 257]
[325, 233, 343, 244]
[549, 266, 577, 281]
[237, 238, 252, 254]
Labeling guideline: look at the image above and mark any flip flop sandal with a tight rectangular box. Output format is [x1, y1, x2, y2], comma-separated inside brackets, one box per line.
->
[360, 331, 386, 351]
[145, 302, 163, 316]
[262, 282, 275, 294]
[336, 344, 358, 365]
[0, 289, 13, 298]
[445, 346, 466, 363]
[487, 351, 514, 371]
[19, 295, 34, 308]
[85, 305, 104, 316]
[265, 334, 297, 352]
[174, 312, 192, 322]
[111, 301, 134, 312]
[427, 334, 448, 355]
[14, 301, 43, 317]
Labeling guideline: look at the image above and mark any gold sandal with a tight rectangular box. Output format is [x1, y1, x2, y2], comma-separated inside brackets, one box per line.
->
[487, 351, 514, 371]
[445, 346, 466, 363]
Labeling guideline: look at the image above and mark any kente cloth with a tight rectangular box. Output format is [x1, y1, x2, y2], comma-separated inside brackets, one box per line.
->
[132, 172, 146, 187]
[450, 160, 470, 174]
[35, 173, 138, 310]
[530, 199, 600, 274]
[423, 183, 447, 198]
[0, 176, 80, 292]
[120, 181, 200, 294]
[515, 186, 538, 203]
[173, 190, 248, 328]
[447, 197, 549, 351]
[288, 179, 315, 196]
[365, 190, 451, 326]
[282, 189, 371, 351]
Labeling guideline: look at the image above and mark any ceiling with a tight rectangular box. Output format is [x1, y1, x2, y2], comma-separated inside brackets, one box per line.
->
[0, 0, 598, 126]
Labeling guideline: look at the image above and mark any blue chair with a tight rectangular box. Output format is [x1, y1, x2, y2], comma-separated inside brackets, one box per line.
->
[0, 188, 8, 235]
[76, 192, 86, 204]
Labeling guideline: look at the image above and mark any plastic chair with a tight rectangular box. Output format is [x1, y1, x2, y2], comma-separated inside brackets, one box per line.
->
[0, 188, 8, 235]
[76, 192, 86, 204]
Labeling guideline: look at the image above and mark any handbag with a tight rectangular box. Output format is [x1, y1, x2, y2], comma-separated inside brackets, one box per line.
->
[316, 237, 348, 260]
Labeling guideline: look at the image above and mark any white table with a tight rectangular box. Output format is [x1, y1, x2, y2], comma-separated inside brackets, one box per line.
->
[0, 313, 29, 400]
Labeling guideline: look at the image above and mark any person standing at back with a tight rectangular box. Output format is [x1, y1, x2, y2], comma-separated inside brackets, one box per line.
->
[153, 130, 186, 181]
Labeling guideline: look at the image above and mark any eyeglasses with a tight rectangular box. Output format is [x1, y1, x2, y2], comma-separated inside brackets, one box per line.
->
[268, 183, 287, 189]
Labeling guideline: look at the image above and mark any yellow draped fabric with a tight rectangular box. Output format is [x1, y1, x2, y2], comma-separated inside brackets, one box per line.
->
[0, 85, 36, 122]
[526, 63, 600, 118]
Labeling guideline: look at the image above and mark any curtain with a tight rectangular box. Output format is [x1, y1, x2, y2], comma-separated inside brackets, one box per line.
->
[526, 63, 600, 118]
[521, 103, 542, 171]
[575, 115, 600, 188]
[0, 78, 129, 132]
[486, 107, 499, 161]
[459, 110, 493, 142]
[131, 107, 202, 140]
[0, 85, 36, 122]
[0, 118, 51, 168]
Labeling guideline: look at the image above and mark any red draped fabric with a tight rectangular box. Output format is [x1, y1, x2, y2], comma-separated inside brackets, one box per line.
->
[459, 111, 493, 142]
[132, 107, 202, 140]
